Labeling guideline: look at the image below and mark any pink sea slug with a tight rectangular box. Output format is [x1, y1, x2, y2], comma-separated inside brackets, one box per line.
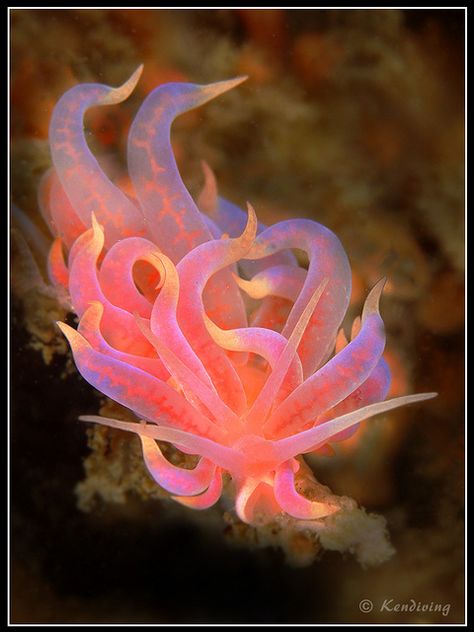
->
[41, 66, 436, 525]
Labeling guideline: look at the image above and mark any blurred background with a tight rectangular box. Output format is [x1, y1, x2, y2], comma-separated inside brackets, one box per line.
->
[10, 8, 465, 624]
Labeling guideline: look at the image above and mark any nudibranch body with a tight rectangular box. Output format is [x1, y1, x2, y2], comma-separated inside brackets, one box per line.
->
[42, 66, 436, 526]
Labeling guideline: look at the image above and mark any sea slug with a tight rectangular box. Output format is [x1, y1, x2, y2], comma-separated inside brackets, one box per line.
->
[40, 66, 436, 526]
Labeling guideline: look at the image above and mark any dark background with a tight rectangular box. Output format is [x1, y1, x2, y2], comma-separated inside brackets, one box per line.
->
[10, 8, 465, 624]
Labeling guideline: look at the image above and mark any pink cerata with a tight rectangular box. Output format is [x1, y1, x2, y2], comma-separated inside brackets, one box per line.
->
[41, 65, 436, 525]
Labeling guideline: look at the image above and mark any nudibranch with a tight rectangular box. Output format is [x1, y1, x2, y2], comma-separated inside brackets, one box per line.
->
[41, 65, 436, 526]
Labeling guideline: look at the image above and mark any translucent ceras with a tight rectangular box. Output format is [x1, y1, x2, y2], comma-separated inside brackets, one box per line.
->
[41, 66, 436, 525]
